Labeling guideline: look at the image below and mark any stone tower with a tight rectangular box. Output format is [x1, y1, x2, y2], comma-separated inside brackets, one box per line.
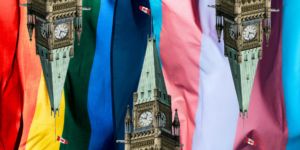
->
[122, 36, 181, 150]
[25, 0, 85, 116]
[214, 0, 277, 116]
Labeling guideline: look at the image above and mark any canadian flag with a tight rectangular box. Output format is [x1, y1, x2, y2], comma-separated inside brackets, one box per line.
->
[57, 136, 69, 144]
[139, 5, 151, 15]
[245, 137, 256, 146]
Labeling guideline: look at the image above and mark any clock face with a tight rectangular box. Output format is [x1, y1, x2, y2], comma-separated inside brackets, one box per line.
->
[40, 23, 47, 38]
[229, 25, 236, 40]
[242, 25, 257, 41]
[160, 112, 167, 127]
[54, 23, 69, 40]
[139, 111, 153, 127]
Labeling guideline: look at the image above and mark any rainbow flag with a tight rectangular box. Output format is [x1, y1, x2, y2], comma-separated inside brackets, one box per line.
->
[0, 0, 300, 150]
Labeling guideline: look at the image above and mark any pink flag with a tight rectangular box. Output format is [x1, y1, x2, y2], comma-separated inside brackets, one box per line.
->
[139, 5, 151, 15]
[57, 136, 68, 144]
[244, 137, 256, 146]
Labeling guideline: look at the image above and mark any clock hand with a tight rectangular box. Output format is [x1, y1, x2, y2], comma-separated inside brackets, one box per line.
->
[248, 33, 252, 39]
[62, 31, 68, 36]
[249, 33, 255, 38]
[143, 116, 147, 120]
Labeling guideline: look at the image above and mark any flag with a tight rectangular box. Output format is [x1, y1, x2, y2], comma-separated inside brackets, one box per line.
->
[57, 136, 68, 144]
[0, 0, 22, 149]
[139, 5, 151, 15]
[283, 0, 300, 149]
[1, 0, 300, 150]
[244, 138, 256, 146]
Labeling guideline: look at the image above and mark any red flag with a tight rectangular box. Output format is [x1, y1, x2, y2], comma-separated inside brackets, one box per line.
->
[139, 5, 151, 15]
[244, 137, 256, 146]
[0, 0, 23, 149]
[57, 136, 69, 144]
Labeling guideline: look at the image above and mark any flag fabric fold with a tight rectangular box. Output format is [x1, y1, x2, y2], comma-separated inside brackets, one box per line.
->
[111, 0, 151, 149]
[283, 0, 300, 149]
[194, 0, 239, 149]
[0, 0, 22, 149]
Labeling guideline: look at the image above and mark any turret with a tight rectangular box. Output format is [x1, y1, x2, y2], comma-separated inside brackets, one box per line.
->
[124, 105, 132, 150]
[263, 18, 271, 46]
[216, 11, 223, 42]
[154, 110, 162, 148]
[263, 0, 280, 47]
[263, 0, 272, 46]
[74, 16, 82, 44]
[215, 0, 223, 42]
[125, 105, 132, 133]
[156, 112, 163, 128]
[75, 0, 83, 44]
[26, 1, 34, 41]
[172, 109, 180, 143]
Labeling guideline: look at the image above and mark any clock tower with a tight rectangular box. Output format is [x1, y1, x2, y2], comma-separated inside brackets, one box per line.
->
[214, 0, 277, 116]
[120, 36, 181, 150]
[25, 0, 85, 116]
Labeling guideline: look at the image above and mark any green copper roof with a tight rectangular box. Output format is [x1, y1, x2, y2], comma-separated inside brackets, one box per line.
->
[225, 46, 261, 114]
[37, 45, 72, 116]
[135, 37, 170, 106]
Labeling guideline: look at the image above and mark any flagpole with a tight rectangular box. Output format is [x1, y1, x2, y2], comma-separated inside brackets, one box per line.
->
[55, 116, 56, 142]
[151, 15, 153, 38]
[138, 5, 153, 38]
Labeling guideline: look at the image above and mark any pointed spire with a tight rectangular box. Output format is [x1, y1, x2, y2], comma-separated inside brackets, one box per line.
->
[172, 109, 180, 142]
[74, 16, 82, 45]
[263, 18, 271, 47]
[226, 47, 260, 115]
[125, 105, 131, 122]
[263, 0, 280, 47]
[123, 105, 132, 150]
[265, 31, 270, 46]
[27, 12, 34, 41]
[27, 22, 34, 41]
[216, 26, 222, 42]
[216, 12, 223, 42]
[136, 36, 170, 106]
[125, 105, 132, 133]
[38, 45, 72, 118]
[26, 1, 34, 41]
[172, 109, 180, 128]
[76, 29, 82, 45]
